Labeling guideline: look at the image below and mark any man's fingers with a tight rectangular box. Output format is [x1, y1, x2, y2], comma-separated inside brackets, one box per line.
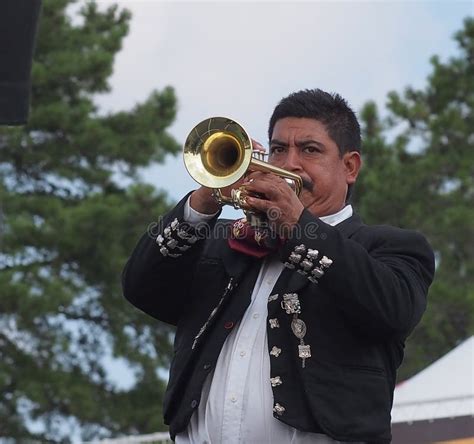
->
[243, 173, 288, 198]
[245, 195, 271, 213]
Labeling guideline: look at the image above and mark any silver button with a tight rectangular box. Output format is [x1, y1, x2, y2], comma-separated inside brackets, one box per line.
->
[270, 346, 282, 357]
[270, 376, 282, 387]
[269, 318, 280, 329]
[240, 351, 246, 357]
[231, 396, 237, 403]
[273, 403, 285, 415]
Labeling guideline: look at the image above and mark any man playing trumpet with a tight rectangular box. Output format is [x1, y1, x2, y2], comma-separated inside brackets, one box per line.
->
[122, 89, 435, 444]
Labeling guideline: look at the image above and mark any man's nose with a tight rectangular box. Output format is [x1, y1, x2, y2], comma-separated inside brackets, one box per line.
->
[282, 148, 303, 172]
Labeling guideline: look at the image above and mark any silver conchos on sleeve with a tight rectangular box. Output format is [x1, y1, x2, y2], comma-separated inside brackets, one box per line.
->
[156, 218, 199, 259]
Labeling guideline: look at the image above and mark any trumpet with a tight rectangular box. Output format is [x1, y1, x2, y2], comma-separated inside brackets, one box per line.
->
[183, 116, 302, 229]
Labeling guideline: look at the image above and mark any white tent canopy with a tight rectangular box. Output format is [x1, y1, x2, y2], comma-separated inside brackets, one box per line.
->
[392, 336, 474, 424]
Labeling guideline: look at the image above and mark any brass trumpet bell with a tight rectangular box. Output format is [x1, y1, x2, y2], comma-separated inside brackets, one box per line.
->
[183, 117, 254, 190]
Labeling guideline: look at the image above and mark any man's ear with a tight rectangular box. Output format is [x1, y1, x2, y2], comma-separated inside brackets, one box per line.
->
[343, 151, 362, 185]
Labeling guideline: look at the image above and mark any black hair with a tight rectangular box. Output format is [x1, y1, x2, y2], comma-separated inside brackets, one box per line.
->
[268, 88, 361, 201]
[268, 89, 361, 155]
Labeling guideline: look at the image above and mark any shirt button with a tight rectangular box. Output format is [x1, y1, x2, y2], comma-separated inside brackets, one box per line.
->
[240, 351, 246, 357]
[231, 396, 237, 403]
[191, 399, 199, 409]
[203, 363, 212, 370]
[253, 313, 260, 319]
[224, 321, 234, 329]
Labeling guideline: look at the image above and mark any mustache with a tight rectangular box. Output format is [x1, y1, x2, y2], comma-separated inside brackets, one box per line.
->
[301, 177, 314, 191]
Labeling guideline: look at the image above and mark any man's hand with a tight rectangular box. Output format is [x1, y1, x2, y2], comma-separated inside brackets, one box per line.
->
[241, 170, 304, 237]
[189, 187, 221, 215]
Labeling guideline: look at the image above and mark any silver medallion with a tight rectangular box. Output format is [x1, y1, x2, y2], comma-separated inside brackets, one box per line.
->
[291, 318, 307, 339]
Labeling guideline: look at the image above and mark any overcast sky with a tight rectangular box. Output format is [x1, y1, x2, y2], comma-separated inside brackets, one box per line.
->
[95, 0, 472, 219]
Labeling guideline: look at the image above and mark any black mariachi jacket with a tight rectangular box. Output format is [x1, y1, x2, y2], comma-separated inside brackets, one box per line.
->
[122, 193, 435, 443]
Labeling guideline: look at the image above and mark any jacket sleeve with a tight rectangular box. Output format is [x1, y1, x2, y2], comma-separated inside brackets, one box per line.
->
[122, 192, 220, 325]
[279, 209, 435, 338]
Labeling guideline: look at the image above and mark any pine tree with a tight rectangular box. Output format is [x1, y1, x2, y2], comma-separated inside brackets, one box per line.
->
[0, 0, 179, 441]
[355, 18, 474, 380]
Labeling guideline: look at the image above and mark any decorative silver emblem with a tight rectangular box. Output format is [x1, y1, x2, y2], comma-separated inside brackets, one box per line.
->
[311, 267, 325, 279]
[281, 293, 301, 315]
[270, 376, 282, 387]
[319, 256, 333, 268]
[157, 218, 198, 258]
[170, 218, 179, 230]
[307, 249, 319, 259]
[289, 252, 302, 263]
[166, 238, 178, 249]
[283, 262, 295, 269]
[294, 244, 306, 254]
[273, 403, 285, 415]
[269, 318, 280, 329]
[298, 344, 312, 360]
[291, 318, 307, 339]
[177, 229, 191, 240]
[300, 259, 313, 271]
[270, 346, 282, 357]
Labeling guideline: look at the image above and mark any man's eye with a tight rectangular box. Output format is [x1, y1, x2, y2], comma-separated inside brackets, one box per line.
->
[270, 146, 285, 155]
[303, 146, 319, 154]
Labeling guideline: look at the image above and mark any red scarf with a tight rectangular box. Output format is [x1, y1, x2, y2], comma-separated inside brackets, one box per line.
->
[228, 218, 283, 258]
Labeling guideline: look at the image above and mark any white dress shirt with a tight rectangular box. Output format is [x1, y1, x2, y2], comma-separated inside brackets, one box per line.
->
[176, 199, 353, 444]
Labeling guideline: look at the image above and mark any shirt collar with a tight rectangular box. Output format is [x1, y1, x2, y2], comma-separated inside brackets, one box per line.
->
[319, 204, 353, 227]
